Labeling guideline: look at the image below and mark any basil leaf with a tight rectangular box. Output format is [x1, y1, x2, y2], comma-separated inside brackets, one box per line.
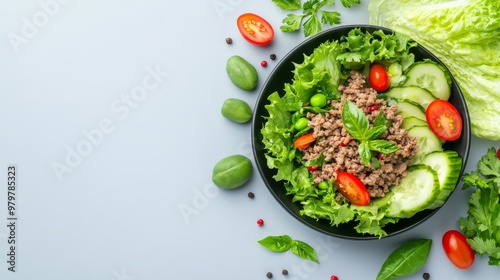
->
[258, 235, 292, 252]
[373, 110, 387, 128]
[376, 239, 432, 280]
[291, 240, 320, 264]
[365, 125, 388, 140]
[368, 140, 399, 154]
[306, 153, 326, 167]
[358, 141, 372, 165]
[342, 100, 369, 140]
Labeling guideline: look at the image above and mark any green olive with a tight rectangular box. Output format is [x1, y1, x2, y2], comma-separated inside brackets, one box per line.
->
[212, 155, 253, 189]
[226, 55, 258, 91]
[310, 93, 327, 108]
[294, 117, 309, 131]
[221, 98, 252, 123]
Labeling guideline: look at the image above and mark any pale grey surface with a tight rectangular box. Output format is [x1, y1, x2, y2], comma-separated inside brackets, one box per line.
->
[0, 0, 498, 279]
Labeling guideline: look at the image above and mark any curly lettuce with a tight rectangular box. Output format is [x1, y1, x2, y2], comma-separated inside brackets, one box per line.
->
[368, 0, 500, 140]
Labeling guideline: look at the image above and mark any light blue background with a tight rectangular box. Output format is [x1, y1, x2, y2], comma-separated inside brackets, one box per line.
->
[0, 0, 498, 279]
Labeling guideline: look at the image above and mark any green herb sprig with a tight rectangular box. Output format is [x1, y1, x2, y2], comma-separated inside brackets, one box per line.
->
[271, 0, 361, 37]
[376, 239, 432, 280]
[341, 100, 398, 166]
[258, 235, 319, 263]
[459, 147, 500, 266]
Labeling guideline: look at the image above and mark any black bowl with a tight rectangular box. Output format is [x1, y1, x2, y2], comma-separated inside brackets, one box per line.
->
[251, 25, 471, 240]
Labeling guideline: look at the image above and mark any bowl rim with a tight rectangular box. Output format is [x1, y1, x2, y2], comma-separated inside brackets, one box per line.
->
[251, 24, 471, 240]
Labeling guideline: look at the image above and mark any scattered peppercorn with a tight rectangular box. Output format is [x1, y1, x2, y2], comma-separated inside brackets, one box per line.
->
[282, 269, 288, 275]
[257, 219, 264, 226]
[266, 272, 273, 278]
[261, 60, 268, 67]
[248, 192, 255, 199]
[423, 272, 430, 280]
[330, 276, 339, 280]
[225, 37, 233, 44]
[270, 54, 277, 60]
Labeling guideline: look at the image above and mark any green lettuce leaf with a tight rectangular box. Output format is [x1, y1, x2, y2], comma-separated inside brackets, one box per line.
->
[368, 0, 500, 140]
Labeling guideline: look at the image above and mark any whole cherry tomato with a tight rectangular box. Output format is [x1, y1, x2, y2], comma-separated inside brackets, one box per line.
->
[369, 64, 390, 92]
[442, 230, 475, 269]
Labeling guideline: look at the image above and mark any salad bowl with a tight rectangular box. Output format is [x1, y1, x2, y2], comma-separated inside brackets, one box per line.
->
[251, 25, 471, 239]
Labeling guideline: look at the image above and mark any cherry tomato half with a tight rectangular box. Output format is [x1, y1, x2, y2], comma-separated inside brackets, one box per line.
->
[426, 99, 463, 141]
[442, 230, 475, 269]
[335, 172, 370, 206]
[293, 133, 315, 149]
[369, 64, 390, 92]
[237, 13, 274, 46]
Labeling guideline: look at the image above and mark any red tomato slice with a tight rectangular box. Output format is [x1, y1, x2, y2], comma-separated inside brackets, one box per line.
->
[335, 172, 370, 206]
[237, 13, 274, 46]
[426, 99, 463, 141]
[442, 230, 475, 269]
[294, 133, 315, 149]
[369, 64, 390, 92]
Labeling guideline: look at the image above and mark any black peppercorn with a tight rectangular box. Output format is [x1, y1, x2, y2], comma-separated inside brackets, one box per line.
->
[266, 272, 273, 278]
[225, 37, 233, 44]
[423, 272, 430, 280]
[270, 54, 277, 60]
[248, 192, 255, 198]
[282, 269, 288, 275]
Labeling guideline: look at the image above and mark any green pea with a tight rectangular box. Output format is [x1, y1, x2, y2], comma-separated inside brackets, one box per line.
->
[318, 181, 330, 190]
[310, 93, 327, 107]
[294, 117, 309, 131]
[221, 98, 252, 123]
[212, 155, 253, 189]
[226, 55, 258, 91]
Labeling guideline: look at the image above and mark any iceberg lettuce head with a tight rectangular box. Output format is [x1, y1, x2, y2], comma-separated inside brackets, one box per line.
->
[369, 0, 500, 140]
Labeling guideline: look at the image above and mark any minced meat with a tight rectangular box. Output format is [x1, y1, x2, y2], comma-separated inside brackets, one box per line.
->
[302, 71, 418, 198]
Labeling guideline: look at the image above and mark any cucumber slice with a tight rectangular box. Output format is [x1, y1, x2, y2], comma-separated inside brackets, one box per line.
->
[402, 116, 427, 130]
[395, 100, 426, 121]
[407, 125, 443, 164]
[386, 86, 436, 109]
[422, 150, 463, 209]
[403, 61, 452, 100]
[386, 164, 440, 218]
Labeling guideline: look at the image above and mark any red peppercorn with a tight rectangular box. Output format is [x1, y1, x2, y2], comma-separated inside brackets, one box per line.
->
[261, 60, 268, 67]
[257, 219, 264, 226]
[330, 276, 339, 280]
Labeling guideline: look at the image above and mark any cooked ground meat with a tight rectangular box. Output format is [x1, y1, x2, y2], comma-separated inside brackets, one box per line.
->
[302, 71, 418, 198]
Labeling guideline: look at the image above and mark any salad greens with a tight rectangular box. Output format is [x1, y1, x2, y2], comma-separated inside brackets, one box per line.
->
[368, 0, 500, 140]
[459, 147, 500, 266]
[261, 29, 417, 237]
[271, 0, 361, 37]
[258, 235, 319, 263]
[376, 239, 432, 280]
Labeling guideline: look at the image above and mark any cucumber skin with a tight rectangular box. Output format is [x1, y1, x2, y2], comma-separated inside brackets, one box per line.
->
[386, 164, 440, 218]
[422, 151, 463, 209]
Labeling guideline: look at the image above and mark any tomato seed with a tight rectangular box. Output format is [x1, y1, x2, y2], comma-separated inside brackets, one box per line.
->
[257, 219, 264, 226]
[261, 60, 268, 67]
[423, 272, 430, 280]
[266, 272, 273, 278]
[225, 37, 233, 44]
[330, 276, 339, 280]
[282, 269, 288, 275]
[248, 192, 255, 199]
[270, 54, 277, 60]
